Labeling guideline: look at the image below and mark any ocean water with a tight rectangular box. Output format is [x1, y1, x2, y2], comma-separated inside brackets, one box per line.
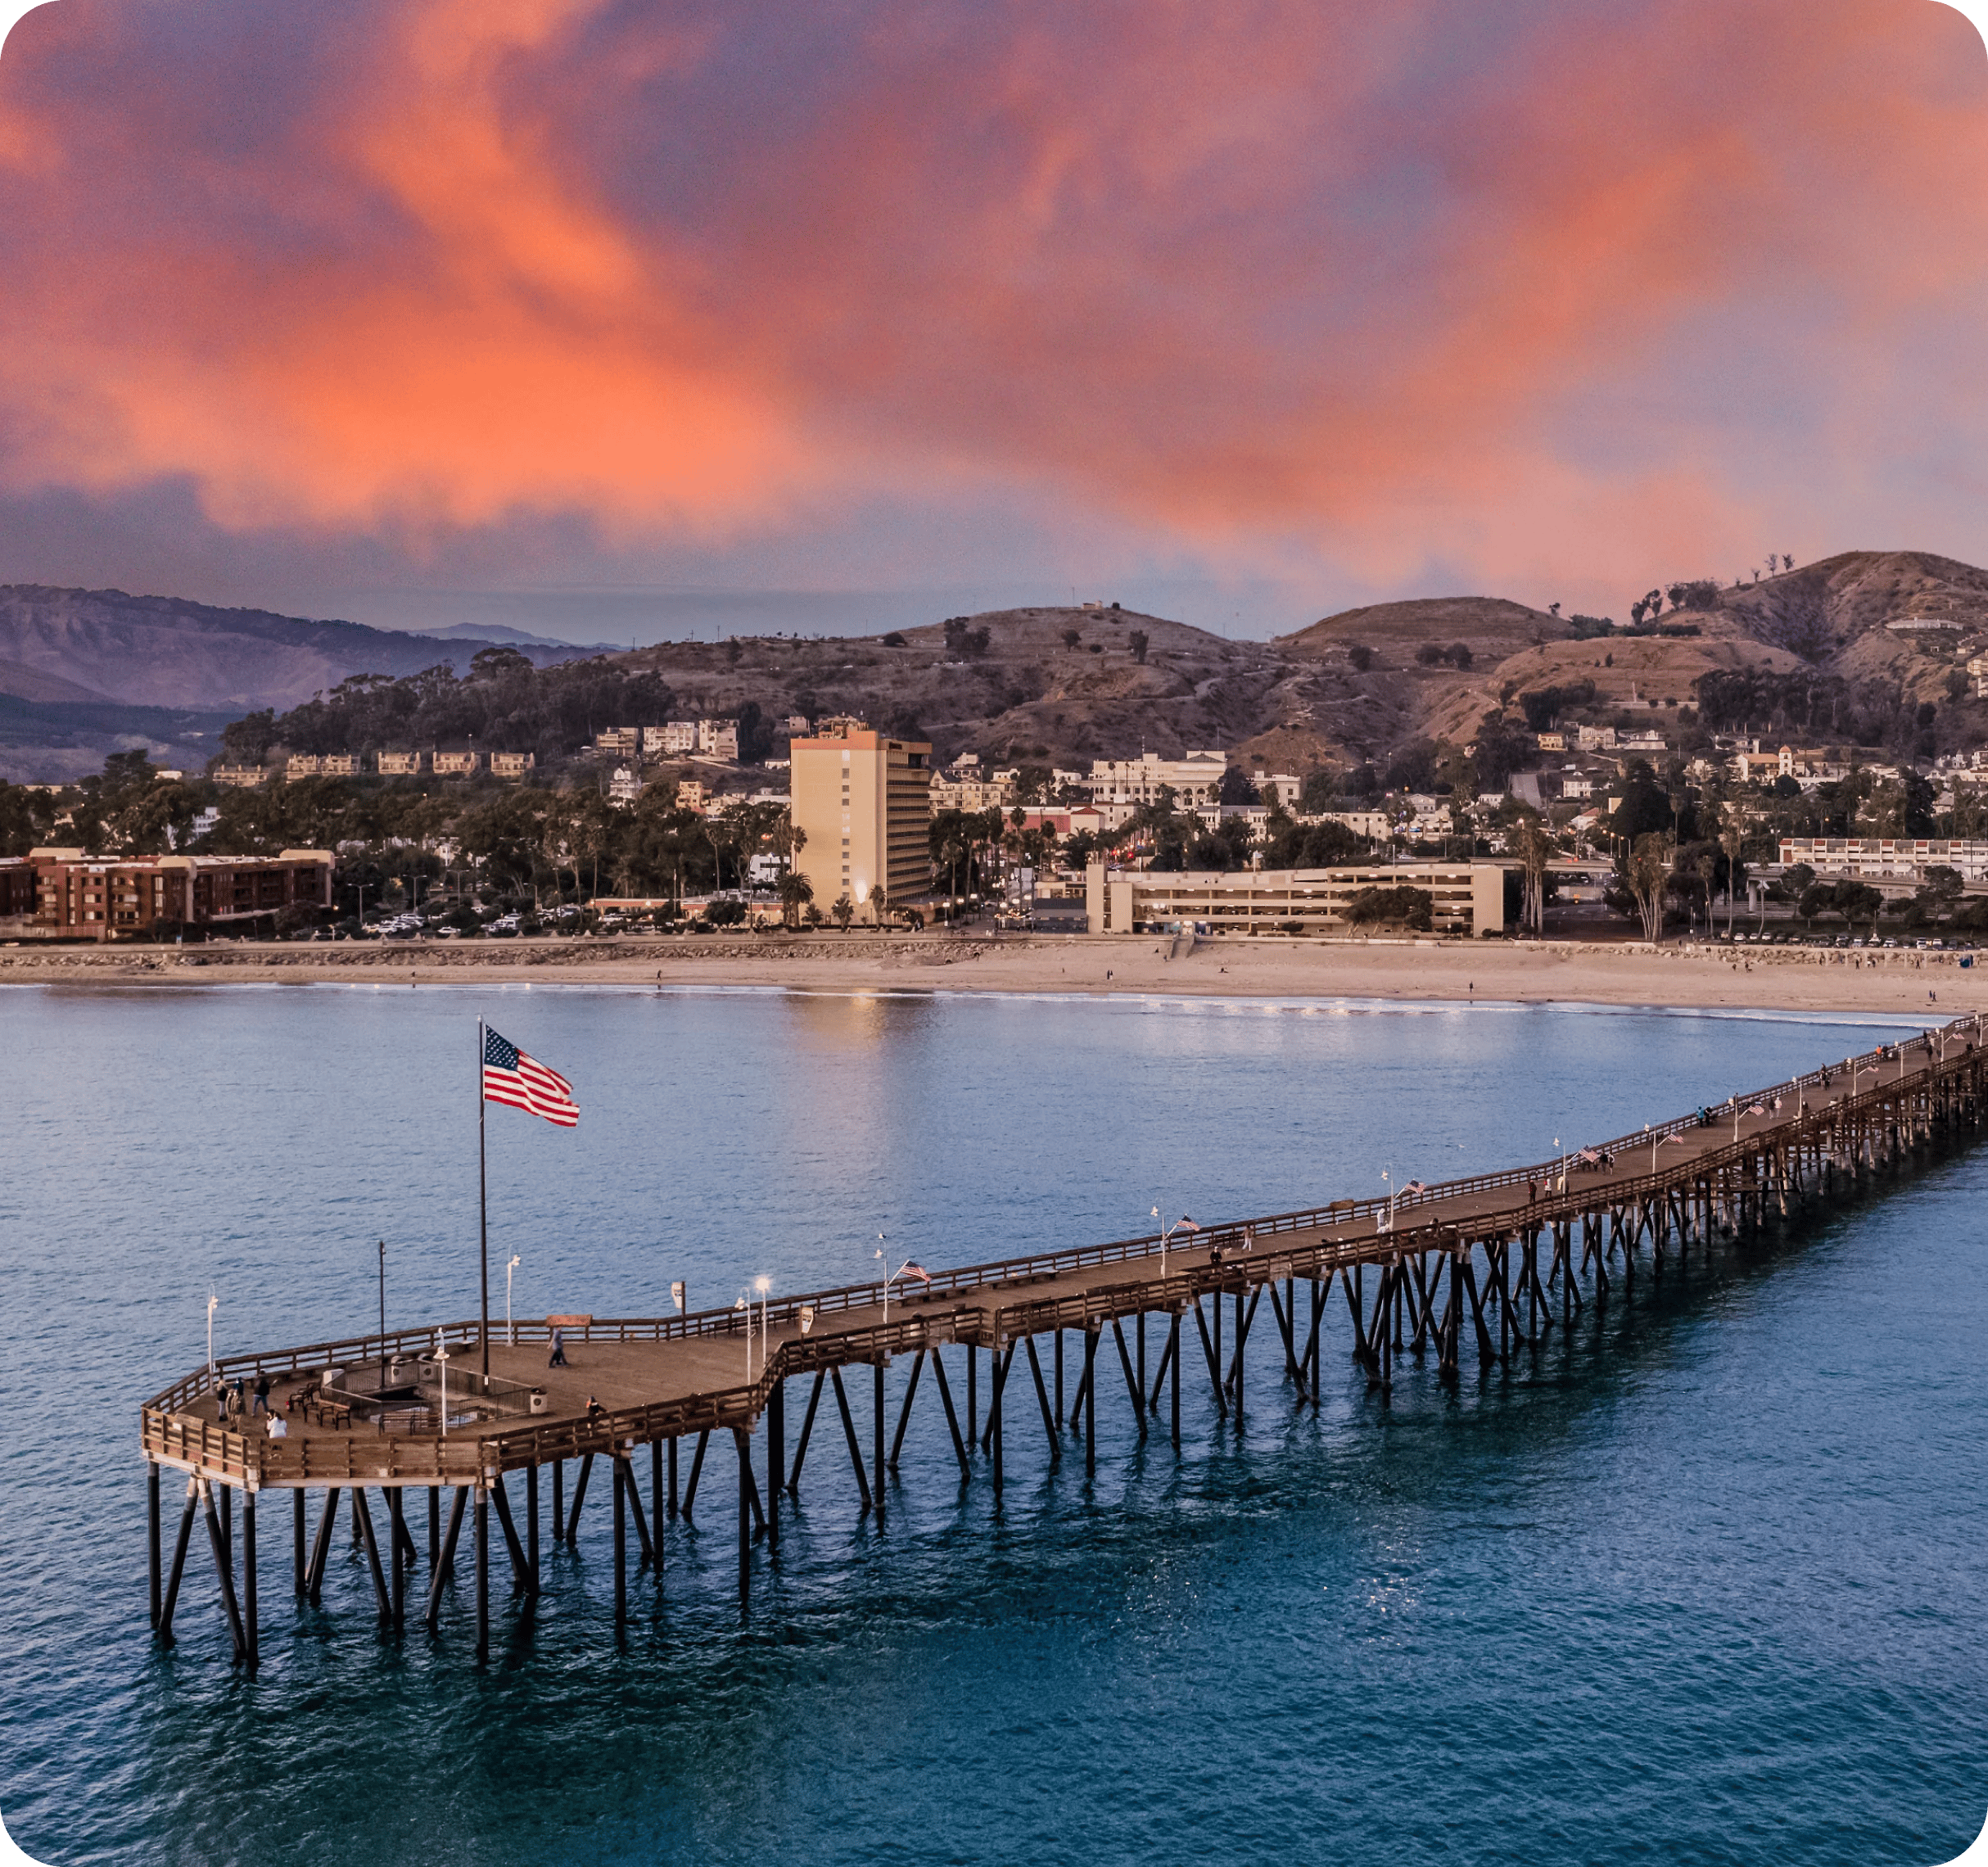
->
[2, 983, 1985, 1867]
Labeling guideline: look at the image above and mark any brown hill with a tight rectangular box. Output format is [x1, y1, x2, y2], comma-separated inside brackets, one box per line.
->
[0, 585, 597, 713]
[1711, 550, 1988, 662]
[1276, 595, 1568, 661]
[622, 604, 1335, 769]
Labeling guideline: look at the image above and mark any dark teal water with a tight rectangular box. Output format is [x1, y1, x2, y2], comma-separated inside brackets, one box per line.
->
[4, 985, 1986, 1866]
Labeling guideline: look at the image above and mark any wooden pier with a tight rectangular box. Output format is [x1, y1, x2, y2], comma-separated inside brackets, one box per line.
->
[141, 1015, 1988, 1666]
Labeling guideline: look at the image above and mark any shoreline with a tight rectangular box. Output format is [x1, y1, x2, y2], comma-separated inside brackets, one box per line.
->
[1, 931, 1976, 1017]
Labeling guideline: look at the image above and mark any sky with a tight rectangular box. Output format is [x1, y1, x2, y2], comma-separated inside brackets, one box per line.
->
[2, 0, 1988, 643]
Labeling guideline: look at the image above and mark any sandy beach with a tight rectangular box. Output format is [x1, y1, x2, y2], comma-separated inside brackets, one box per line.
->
[0, 930, 1974, 1018]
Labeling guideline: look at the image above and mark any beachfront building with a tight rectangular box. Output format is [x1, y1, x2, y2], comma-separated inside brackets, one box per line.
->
[10, 848, 335, 942]
[490, 752, 535, 779]
[790, 719, 932, 920]
[1779, 837, 1988, 884]
[378, 752, 422, 776]
[432, 752, 480, 776]
[1083, 861, 1505, 938]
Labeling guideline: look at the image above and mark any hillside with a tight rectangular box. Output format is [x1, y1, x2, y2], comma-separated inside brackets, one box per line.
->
[619, 605, 1318, 769]
[0, 587, 596, 712]
[0, 585, 612, 781]
[12, 551, 1988, 787]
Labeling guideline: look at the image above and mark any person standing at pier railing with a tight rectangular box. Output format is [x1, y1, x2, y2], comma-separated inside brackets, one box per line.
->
[549, 1326, 567, 1368]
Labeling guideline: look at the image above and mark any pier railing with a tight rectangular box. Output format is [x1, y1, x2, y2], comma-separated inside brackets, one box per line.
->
[142, 1015, 1984, 1486]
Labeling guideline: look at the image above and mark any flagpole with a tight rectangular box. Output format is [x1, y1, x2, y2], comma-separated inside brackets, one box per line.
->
[479, 1016, 490, 1381]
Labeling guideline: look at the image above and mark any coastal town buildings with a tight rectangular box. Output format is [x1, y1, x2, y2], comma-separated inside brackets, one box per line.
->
[1083, 861, 1504, 938]
[1779, 837, 1988, 884]
[789, 719, 933, 918]
[2, 848, 334, 941]
[1084, 750, 1227, 811]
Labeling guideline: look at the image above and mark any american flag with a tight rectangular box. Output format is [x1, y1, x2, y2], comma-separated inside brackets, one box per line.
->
[482, 1026, 579, 1128]
[901, 1260, 932, 1284]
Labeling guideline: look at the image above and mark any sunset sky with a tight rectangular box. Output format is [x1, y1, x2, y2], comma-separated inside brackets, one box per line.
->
[2, 0, 1987, 640]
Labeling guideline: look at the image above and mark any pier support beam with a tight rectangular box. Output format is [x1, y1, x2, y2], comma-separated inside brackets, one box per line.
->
[293, 1489, 305, 1599]
[991, 1341, 1007, 1502]
[1083, 1327, 1099, 1481]
[767, 1379, 784, 1542]
[147, 1462, 161, 1630]
[735, 1428, 752, 1613]
[474, 1487, 489, 1662]
[874, 1360, 887, 1526]
[565, 1453, 592, 1544]
[201, 1481, 246, 1664]
[829, 1366, 872, 1513]
[352, 1488, 391, 1626]
[242, 1490, 258, 1670]
[888, 1353, 923, 1475]
[387, 1487, 405, 1633]
[1025, 1336, 1060, 1464]
[788, 1374, 823, 1494]
[307, 1488, 340, 1607]
[929, 1346, 971, 1478]
[612, 1455, 626, 1630]
[681, 1430, 711, 1521]
[158, 1478, 197, 1646]
[423, 1487, 468, 1632]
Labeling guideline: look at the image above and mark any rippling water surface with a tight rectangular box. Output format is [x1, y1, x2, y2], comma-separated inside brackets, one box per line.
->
[4, 983, 1986, 1866]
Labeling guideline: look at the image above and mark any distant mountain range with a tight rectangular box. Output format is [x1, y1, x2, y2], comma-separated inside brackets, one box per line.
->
[0, 585, 609, 780]
[2, 551, 1981, 784]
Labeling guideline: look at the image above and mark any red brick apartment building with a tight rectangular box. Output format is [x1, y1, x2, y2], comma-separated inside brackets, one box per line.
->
[0, 849, 335, 942]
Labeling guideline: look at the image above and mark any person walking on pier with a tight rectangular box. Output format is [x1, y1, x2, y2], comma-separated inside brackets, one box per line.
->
[251, 1373, 271, 1417]
[549, 1326, 567, 1368]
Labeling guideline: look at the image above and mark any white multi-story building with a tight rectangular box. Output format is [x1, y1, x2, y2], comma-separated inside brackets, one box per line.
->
[1250, 771, 1304, 810]
[1086, 749, 1227, 811]
[1779, 837, 1988, 884]
[697, 720, 739, 759]
[657, 722, 699, 755]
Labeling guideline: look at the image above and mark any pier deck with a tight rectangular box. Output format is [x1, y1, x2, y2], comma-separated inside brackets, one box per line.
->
[139, 1014, 1988, 1664]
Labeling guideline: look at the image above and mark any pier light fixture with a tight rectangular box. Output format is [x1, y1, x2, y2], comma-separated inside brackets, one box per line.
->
[206, 1291, 218, 1386]
[506, 1255, 522, 1346]
[754, 1275, 771, 1368]
[435, 1340, 450, 1435]
[1154, 1208, 1199, 1279]
[735, 1293, 752, 1377]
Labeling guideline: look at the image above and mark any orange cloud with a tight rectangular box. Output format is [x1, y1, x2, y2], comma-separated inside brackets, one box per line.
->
[0, 0, 1985, 603]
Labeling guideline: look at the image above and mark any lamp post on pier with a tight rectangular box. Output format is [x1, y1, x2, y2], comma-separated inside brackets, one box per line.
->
[206, 1292, 218, 1392]
[506, 1254, 521, 1346]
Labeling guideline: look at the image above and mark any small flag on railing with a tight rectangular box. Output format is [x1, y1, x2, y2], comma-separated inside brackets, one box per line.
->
[482, 1027, 579, 1128]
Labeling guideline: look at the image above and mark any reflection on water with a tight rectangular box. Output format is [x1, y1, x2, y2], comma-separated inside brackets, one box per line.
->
[2, 986, 1983, 1867]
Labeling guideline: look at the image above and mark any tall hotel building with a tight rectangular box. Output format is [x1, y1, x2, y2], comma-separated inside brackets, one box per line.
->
[789, 721, 933, 919]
